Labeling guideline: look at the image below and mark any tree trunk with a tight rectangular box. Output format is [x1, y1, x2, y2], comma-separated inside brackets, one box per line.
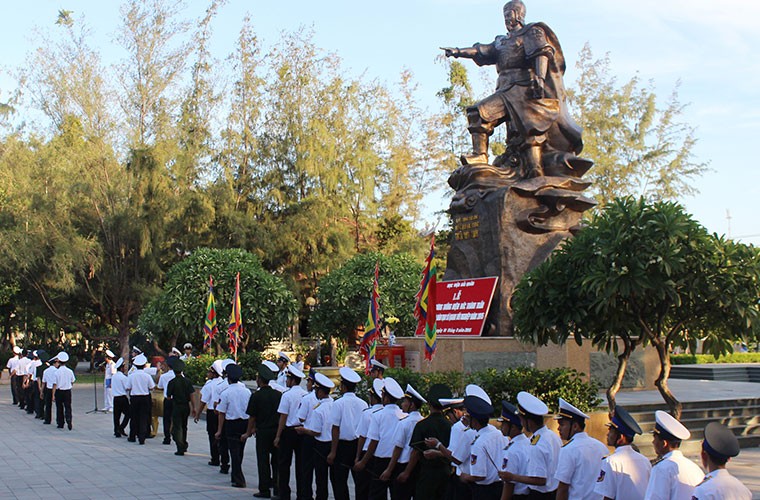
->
[118, 325, 131, 370]
[606, 340, 634, 417]
[653, 341, 682, 418]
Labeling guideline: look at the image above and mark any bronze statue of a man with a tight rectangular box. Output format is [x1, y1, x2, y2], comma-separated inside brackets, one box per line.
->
[442, 0, 582, 178]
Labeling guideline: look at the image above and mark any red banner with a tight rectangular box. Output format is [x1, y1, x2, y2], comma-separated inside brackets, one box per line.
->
[414, 277, 498, 337]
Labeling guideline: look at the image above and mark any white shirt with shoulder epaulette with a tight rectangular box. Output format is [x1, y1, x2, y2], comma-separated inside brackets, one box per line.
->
[278, 385, 307, 427]
[691, 468, 751, 500]
[450, 419, 477, 476]
[276, 369, 288, 389]
[644, 450, 703, 500]
[42, 365, 58, 389]
[392, 410, 423, 463]
[304, 396, 334, 442]
[210, 378, 229, 409]
[593, 444, 651, 500]
[367, 403, 405, 458]
[469, 424, 503, 485]
[126, 369, 155, 395]
[526, 425, 562, 493]
[199, 378, 216, 406]
[298, 390, 318, 423]
[111, 371, 129, 397]
[216, 381, 251, 420]
[502, 432, 531, 496]
[358, 404, 383, 451]
[555, 431, 608, 499]
[330, 392, 368, 440]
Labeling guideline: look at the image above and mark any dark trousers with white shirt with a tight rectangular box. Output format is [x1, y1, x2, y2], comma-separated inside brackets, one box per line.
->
[225, 418, 248, 487]
[162, 397, 173, 443]
[330, 438, 358, 500]
[355, 450, 371, 500]
[10, 374, 18, 404]
[299, 435, 316, 500]
[314, 440, 331, 500]
[472, 482, 503, 500]
[55, 389, 72, 428]
[278, 426, 303, 500]
[390, 461, 416, 500]
[206, 409, 221, 465]
[129, 394, 151, 443]
[113, 395, 130, 435]
[369, 456, 392, 500]
[43, 387, 53, 423]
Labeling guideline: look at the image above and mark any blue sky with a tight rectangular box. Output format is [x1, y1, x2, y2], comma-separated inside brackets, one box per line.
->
[3, 0, 759, 242]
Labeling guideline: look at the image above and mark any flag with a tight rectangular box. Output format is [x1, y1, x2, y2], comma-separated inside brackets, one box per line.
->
[227, 272, 242, 355]
[203, 276, 218, 350]
[359, 261, 380, 374]
[414, 237, 438, 360]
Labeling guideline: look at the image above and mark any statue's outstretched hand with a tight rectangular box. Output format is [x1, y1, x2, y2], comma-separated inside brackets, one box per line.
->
[440, 47, 458, 58]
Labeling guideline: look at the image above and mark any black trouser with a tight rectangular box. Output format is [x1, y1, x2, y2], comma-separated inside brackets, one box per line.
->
[55, 389, 72, 428]
[129, 394, 151, 443]
[218, 418, 230, 470]
[113, 395, 130, 435]
[390, 462, 416, 500]
[226, 418, 248, 487]
[314, 440, 331, 500]
[24, 382, 34, 412]
[415, 464, 451, 499]
[16, 377, 25, 409]
[330, 438, 358, 500]
[31, 383, 42, 418]
[527, 490, 556, 500]
[162, 397, 173, 442]
[43, 387, 53, 423]
[355, 450, 371, 500]
[10, 374, 17, 404]
[172, 404, 190, 452]
[278, 426, 303, 500]
[299, 435, 316, 500]
[256, 427, 278, 494]
[472, 482, 503, 500]
[369, 456, 392, 500]
[206, 409, 220, 465]
[448, 474, 472, 500]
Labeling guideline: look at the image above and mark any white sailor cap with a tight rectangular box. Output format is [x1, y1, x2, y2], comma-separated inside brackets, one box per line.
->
[314, 372, 335, 390]
[339, 367, 361, 384]
[114, 358, 124, 370]
[370, 359, 387, 371]
[133, 353, 147, 366]
[212, 359, 224, 376]
[263, 360, 279, 373]
[105, 349, 115, 358]
[269, 382, 287, 393]
[371, 378, 385, 398]
[653, 410, 690, 441]
[464, 384, 491, 406]
[287, 365, 305, 379]
[517, 391, 549, 417]
[382, 377, 404, 400]
[32, 350, 39, 358]
[170, 347, 182, 356]
[221, 359, 236, 373]
[183, 343, 193, 349]
[404, 384, 427, 404]
[13, 346, 22, 354]
[277, 351, 291, 363]
[57, 351, 70, 362]
[555, 398, 589, 421]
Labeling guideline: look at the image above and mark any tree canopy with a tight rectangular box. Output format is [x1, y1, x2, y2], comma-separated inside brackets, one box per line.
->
[512, 197, 760, 417]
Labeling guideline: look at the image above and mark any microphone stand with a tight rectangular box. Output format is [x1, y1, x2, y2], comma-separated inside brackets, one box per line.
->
[86, 362, 108, 414]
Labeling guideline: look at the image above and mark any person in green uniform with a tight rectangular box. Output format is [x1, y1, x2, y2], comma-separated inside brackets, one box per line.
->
[407, 383, 454, 499]
[166, 359, 197, 456]
[243, 363, 283, 499]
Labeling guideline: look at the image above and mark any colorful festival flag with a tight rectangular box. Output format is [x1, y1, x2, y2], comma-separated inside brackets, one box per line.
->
[227, 272, 242, 356]
[415, 237, 438, 360]
[359, 261, 380, 374]
[203, 276, 218, 350]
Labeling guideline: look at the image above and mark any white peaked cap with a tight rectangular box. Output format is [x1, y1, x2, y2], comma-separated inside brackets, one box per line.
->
[105, 349, 115, 358]
[13, 346, 22, 354]
[339, 367, 361, 384]
[287, 365, 305, 379]
[517, 391, 549, 417]
[370, 359, 387, 370]
[654, 410, 691, 441]
[372, 378, 385, 398]
[212, 359, 224, 376]
[314, 372, 335, 389]
[405, 384, 427, 403]
[263, 360, 279, 372]
[57, 352, 70, 362]
[114, 358, 124, 370]
[269, 382, 286, 393]
[278, 351, 291, 362]
[556, 397, 589, 420]
[133, 354, 148, 366]
[382, 377, 404, 400]
[464, 384, 491, 406]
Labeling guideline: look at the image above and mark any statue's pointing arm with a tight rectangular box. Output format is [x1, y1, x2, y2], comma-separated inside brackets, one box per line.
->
[441, 42, 498, 67]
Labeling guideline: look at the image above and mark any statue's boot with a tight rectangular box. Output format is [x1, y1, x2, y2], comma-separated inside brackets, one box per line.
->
[460, 133, 489, 165]
[521, 145, 544, 178]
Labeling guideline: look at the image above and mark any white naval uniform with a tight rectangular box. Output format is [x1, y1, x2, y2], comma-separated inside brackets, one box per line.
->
[691, 468, 752, 500]
[555, 431, 608, 499]
[501, 432, 531, 496]
[304, 397, 335, 442]
[297, 390, 318, 423]
[644, 450, 703, 500]
[278, 385, 307, 425]
[157, 370, 176, 398]
[469, 424, 503, 485]
[126, 369, 156, 395]
[526, 425, 562, 494]
[111, 371, 129, 397]
[593, 444, 651, 499]
[366, 403, 405, 458]
[391, 410, 423, 464]
[450, 419, 477, 476]
[54, 366, 76, 390]
[199, 379, 216, 409]
[210, 378, 229, 409]
[357, 404, 383, 451]
[42, 365, 59, 389]
[216, 381, 251, 420]
[104, 359, 116, 410]
[330, 392, 368, 440]
[276, 369, 288, 389]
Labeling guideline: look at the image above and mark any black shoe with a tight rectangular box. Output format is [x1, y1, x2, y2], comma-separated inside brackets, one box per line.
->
[114, 434, 122, 438]
[139, 440, 145, 445]
[43, 421, 51, 425]
[252, 492, 270, 498]
[174, 451, 184, 456]
[232, 483, 246, 488]
[127, 438, 136, 442]
[57, 425, 64, 429]
[67, 422, 72, 430]
[208, 461, 220, 466]
[162, 439, 171, 445]
[220, 467, 229, 474]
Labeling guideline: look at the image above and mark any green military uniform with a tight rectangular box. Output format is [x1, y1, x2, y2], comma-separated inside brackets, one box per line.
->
[411, 384, 453, 499]
[166, 361, 196, 456]
[247, 367, 282, 497]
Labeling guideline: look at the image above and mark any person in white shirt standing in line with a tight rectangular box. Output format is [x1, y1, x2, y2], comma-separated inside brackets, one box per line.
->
[644, 410, 703, 500]
[126, 353, 155, 444]
[594, 405, 651, 500]
[215, 363, 252, 489]
[6, 346, 22, 405]
[110, 358, 130, 437]
[157, 356, 177, 445]
[194, 363, 221, 467]
[274, 364, 307, 500]
[297, 372, 336, 500]
[354, 378, 384, 500]
[327, 367, 367, 500]
[691, 422, 752, 500]
[381, 384, 425, 500]
[498, 401, 531, 500]
[41, 355, 59, 424]
[553, 398, 609, 500]
[51, 351, 76, 430]
[459, 388, 504, 500]
[103, 349, 116, 412]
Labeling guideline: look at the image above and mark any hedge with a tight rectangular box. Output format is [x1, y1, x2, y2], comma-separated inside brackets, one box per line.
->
[671, 352, 760, 365]
[183, 351, 263, 386]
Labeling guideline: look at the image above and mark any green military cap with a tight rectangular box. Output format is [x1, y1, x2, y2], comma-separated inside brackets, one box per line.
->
[427, 383, 453, 407]
[172, 359, 185, 372]
[258, 363, 276, 381]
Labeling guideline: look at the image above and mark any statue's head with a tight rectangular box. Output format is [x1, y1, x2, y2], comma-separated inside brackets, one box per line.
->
[503, 0, 526, 31]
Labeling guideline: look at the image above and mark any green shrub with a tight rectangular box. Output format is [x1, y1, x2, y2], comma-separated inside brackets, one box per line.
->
[184, 354, 218, 386]
[237, 351, 263, 381]
[671, 352, 760, 365]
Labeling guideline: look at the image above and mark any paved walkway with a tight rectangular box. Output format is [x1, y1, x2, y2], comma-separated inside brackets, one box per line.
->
[0, 381, 758, 499]
[605, 378, 760, 406]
